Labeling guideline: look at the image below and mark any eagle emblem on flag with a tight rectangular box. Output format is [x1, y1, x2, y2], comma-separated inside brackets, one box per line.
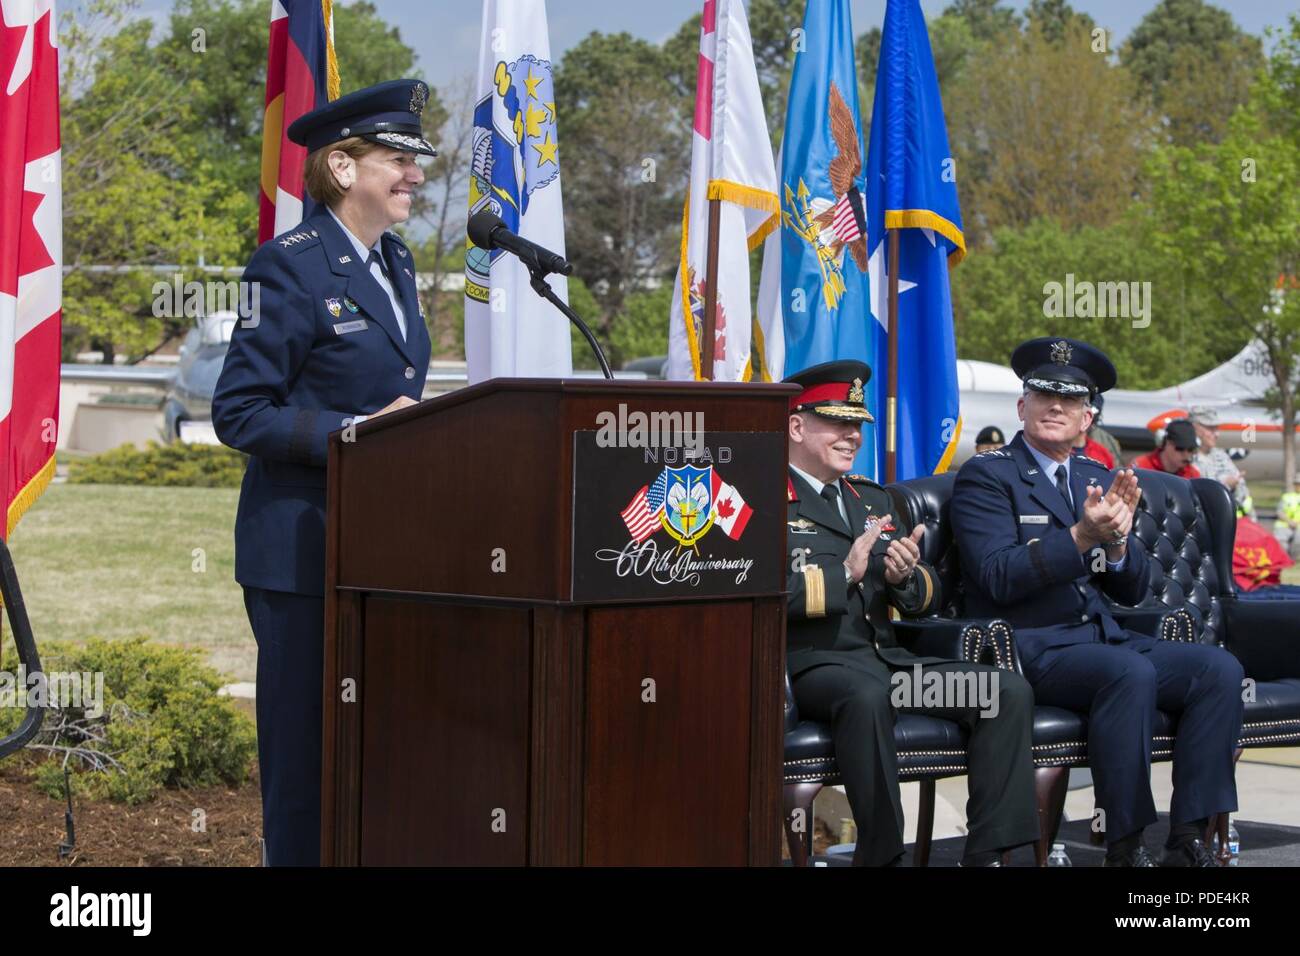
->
[780, 82, 868, 311]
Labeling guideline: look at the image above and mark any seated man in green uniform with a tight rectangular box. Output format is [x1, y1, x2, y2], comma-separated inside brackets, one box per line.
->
[784, 360, 1039, 867]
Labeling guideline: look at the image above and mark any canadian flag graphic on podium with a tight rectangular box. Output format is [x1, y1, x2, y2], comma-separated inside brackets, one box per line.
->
[1, 0, 61, 539]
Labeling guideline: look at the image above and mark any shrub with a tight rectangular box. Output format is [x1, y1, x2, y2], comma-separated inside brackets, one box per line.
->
[68, 441, 246, 488]
[0, 637, 256, 804]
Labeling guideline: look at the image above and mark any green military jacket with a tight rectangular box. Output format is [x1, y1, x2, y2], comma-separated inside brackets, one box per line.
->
[786, 468, 945, 678]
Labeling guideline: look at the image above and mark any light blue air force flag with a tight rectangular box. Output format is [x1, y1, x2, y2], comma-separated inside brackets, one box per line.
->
[756, 0, 878, 475]
[865, 0, 965, 479]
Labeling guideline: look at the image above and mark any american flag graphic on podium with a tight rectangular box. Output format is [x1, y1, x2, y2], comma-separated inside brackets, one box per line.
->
[1, 0, 62, 540]
[620, 471, 669, 543]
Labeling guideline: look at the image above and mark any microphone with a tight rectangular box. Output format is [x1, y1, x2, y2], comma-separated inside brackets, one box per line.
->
[467, 209, 573, 277]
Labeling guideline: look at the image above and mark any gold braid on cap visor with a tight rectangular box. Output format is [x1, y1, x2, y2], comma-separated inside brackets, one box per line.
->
[796, 403, 875, 423]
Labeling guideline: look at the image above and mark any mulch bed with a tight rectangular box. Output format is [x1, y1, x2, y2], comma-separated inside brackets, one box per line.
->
[0, 758, 262, 866]
[1, 753, 835, 866]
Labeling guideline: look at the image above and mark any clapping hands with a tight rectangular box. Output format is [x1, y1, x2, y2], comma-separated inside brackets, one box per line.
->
[1076, 469, 1141, 554]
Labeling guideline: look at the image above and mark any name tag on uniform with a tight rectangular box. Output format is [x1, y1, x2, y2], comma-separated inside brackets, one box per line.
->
[1019, 514, 1049, 524]
[333, 319, 368, 335]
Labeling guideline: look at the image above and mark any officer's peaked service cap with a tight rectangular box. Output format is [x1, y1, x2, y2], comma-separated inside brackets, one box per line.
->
[288, 79, 437, 157]
[784, 360, 875, 423]
[1011, 337, 1117, 399]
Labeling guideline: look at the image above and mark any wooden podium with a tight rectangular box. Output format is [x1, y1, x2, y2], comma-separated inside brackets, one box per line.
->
[320, 378, 797, 865]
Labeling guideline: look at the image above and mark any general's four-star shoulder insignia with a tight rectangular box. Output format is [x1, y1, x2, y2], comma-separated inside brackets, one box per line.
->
[277, 230, 314, 249]
[973, 448, 1012, 459]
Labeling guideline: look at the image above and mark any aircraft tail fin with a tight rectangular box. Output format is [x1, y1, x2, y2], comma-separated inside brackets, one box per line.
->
[1150, 340, 1274, 404]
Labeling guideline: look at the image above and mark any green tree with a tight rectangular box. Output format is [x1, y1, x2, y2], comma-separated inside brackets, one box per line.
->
[1025, 0, 1096, 43]
[945, 0, 1021, 44]
[553, 32, 687, 334]
[944, 20, 1153, 248]
[1144, 16, 1300, 484]
[1120, 0, 1262, 146]
[60, 0, 251, 362]
[950, 217, 1246, 390]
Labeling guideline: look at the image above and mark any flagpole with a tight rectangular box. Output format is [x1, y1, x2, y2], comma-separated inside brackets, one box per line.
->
[886, 227, 900, 483]
[700, 198, 722, 381]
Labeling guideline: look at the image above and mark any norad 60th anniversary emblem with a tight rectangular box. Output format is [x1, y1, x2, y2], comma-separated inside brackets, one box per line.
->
[571, 430, 783, 601]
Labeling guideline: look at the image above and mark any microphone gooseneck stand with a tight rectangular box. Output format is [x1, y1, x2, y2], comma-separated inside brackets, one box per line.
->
[518, 249, 614, 381]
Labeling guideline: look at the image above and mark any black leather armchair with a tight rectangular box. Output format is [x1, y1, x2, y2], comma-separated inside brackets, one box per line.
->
[1183, 478, 1300, 747]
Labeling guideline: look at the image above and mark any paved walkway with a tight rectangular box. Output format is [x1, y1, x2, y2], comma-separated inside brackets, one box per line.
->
[815, 748, 1300, 846]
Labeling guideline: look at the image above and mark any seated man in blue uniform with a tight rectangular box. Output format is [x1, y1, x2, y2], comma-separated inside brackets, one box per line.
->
[950, 337, 1244, 867]
[212, 79, 435, 865]
[784, 361, 1039, 867]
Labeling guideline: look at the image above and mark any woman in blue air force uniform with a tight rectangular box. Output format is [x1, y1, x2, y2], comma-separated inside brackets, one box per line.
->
[212, 79, 435, 865]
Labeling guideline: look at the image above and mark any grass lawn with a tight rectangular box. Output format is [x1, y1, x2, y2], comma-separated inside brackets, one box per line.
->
[5, 483, 255, 683]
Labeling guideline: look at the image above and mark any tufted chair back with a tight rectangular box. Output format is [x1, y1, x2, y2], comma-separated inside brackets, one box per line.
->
[886, 473, 963, 615]
[1127, 470, 1232, 645]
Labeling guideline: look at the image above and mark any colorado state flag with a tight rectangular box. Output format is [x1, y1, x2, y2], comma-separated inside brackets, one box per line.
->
[258, 0, 339, 244]
[865, 0, 965, 478]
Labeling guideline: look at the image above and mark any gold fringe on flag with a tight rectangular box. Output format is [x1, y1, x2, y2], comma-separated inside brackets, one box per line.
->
[322, 0, 341, 100]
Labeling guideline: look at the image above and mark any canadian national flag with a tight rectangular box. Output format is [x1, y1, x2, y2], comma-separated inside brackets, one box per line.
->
[710, 471, 752, 541]
[1, 0, 61, 539]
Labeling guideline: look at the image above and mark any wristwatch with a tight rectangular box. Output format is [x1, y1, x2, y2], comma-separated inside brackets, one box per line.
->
[844, 563, 854, 585]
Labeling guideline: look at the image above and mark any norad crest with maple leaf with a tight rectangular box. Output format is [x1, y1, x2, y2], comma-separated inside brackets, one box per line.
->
[620, 465, 754, 552]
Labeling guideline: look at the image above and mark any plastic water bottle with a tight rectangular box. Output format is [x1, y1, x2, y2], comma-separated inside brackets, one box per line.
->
[1227, 821, 1240, 866]
[1047, 842, 1072, 867]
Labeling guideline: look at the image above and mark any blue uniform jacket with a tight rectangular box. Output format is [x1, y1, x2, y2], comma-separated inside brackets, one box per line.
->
[949, 431, 1151, 665]
[212, 207, 431, 596]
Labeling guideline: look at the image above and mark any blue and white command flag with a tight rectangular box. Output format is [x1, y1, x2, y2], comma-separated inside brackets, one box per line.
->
[465, 0, 572, 382]
[865, 0, 966, 478]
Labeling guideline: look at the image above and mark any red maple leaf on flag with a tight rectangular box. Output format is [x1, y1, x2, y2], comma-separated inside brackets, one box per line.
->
[716, 495, 735, 520]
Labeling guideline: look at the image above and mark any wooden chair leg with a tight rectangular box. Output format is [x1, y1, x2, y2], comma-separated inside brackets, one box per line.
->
[783, 782, 823, 867]
[1034, 765, 1069, 867]
[914, 778, 935, 867]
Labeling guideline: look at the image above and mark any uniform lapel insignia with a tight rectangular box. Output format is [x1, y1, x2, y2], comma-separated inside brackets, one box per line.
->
[339, 255, 352, 264]
[395, 246, 407, 258]
[325, 297, 342, 318]
[343, 297, 360, 313]
[1027, 468, 1039, 475]
[787, 517, 817, 534]
[403, 267, 413, 278]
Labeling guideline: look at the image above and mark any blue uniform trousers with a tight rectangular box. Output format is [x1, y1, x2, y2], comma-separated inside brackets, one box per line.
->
[1024, 633, 1244, 841]
[243, 586, 325, 866]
